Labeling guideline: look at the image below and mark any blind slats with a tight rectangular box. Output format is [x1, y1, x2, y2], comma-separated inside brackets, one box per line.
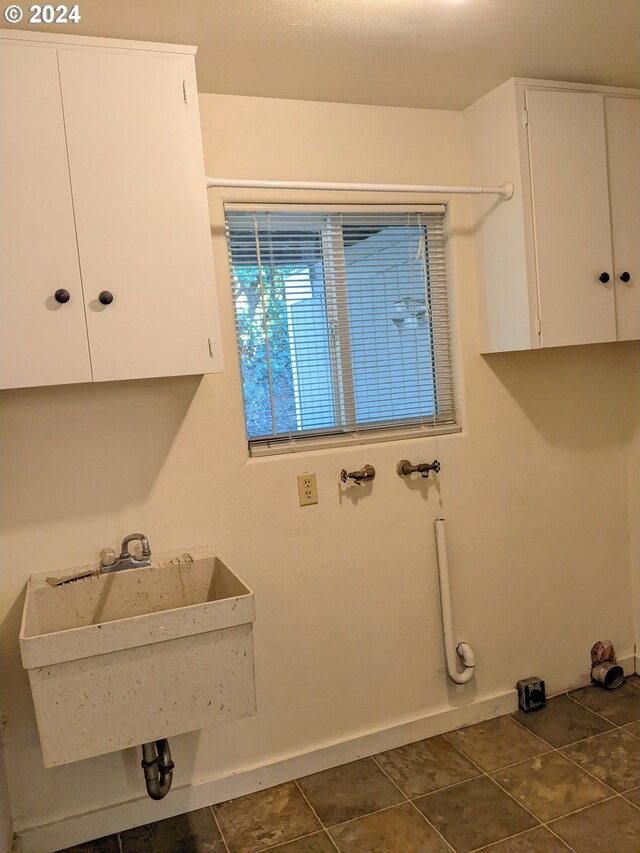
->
[225, 207, 456, 449]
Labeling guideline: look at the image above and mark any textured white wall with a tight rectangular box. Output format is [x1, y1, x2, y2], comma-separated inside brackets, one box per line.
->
[0, 94, 638, 840]
[0, 738, 13, 853]
[629, 426, 640, 653]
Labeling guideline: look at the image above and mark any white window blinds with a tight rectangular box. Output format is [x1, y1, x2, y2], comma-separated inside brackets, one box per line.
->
[225, 205, 457, 453]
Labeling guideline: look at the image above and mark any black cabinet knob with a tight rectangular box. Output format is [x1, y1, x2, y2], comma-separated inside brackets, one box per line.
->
[98, 290, 114, 305]
[620, 272, 631, 283]
[598, 272, 610, 284]
[54, 288, 70, 304]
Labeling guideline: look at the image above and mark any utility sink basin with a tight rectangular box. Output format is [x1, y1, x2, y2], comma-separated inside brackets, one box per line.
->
[20, 548, 256, 767]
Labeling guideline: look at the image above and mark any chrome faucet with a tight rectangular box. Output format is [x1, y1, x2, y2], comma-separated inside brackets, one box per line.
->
[100, 533, 152, 573]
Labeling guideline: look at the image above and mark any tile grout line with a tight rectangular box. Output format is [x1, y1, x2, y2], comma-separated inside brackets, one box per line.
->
[406, 800, 458, 853]
[489, 747, 618, 800]
[493, 768, 596, 853]
[442, 731, 554, 775]
[439, 734, 492, 775]
[252, 826, 335, 853]
[539, 825, 580, 853]
[508, 789, 620, 853]
[564, 690, 610, 716]
[563, 688, 639, 729]
[208, 804, 231, 853]
[558, 748, 623, 798]
[468, 825, 559, 853]
[292, 779, 341, 853]
[621, 791, 640, 812]
[544, 792, 619, 829]
[513, 720, 630, 752]
[368, 755, 410, 805]
[321, 799, 412, 830]
[488, 770, 578, 853]
[507, 712, 560, 749]
[507, 696, 640, 751]
[370, 754, 456, 852]
[231, 781, 340, 853]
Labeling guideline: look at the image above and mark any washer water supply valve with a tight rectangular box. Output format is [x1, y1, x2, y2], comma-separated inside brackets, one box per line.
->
[340, 464, 376, 485]
[396, 459, 441, 478]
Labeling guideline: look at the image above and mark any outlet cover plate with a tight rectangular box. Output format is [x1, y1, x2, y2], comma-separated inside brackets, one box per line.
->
[297, 472, 318, 506]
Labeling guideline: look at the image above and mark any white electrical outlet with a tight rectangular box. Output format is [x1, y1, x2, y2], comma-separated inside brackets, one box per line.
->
[297, 472, 318, 506]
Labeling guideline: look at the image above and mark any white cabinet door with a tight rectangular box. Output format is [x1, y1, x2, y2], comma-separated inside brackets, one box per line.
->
[58, 50, 214, 382]
[606, 97, 640, 342]
[0, 44, 92, 389]
[526, 90, 616, 348]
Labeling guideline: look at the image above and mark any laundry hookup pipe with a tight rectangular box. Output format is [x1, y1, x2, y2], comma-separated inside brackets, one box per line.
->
[434, 518, 476, 684]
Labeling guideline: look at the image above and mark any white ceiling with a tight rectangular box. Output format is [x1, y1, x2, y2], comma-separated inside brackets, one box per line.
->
[18, 0, 640, 109]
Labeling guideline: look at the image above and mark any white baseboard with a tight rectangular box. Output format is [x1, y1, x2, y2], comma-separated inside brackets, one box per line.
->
[17, 688, 516, 853]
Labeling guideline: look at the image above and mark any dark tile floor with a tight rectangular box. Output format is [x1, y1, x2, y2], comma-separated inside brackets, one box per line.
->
[58, 678, 640, 853]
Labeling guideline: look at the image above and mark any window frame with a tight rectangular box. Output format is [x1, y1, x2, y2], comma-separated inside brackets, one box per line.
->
[225, 202, 461, 457]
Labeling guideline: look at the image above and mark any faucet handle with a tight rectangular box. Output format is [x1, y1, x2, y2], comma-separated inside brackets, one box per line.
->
[100, 548, 117, 567]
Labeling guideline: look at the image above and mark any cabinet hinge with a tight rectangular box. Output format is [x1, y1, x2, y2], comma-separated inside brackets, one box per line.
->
[182, 79, 189, 105]
[522, 109, 528, 127]
[536, 317, 542, 335]
[208, 336, 214, 358]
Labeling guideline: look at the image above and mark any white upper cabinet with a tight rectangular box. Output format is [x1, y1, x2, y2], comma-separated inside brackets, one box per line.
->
[0, 32, 222, 389]
[605, 97, 640, 342]
[0, 42, 92, 388]
[525, 90, 615, 348]
[465, 79, 640, 353]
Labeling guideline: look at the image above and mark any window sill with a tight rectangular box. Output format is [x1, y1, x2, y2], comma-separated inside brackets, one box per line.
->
[249, 422, 462, 457]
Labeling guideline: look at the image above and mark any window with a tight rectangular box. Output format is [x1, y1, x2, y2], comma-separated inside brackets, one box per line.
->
[225, 205, 457, 454]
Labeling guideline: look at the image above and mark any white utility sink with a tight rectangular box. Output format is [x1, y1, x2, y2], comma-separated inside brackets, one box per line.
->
[20, 547, 256, 767]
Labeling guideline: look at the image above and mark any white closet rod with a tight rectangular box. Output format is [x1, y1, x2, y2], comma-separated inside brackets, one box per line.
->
[205, 176, 514, 200]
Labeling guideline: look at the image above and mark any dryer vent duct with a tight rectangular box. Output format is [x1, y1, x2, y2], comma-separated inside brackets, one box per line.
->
[590, 641, 624, 690]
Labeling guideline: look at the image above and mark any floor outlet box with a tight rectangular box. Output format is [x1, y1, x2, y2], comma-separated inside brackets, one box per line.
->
[517, 676, 546, 712]
[297, 472, 318, 506]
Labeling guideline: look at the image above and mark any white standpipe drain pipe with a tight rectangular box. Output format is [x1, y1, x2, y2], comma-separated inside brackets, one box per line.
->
[434, 518, 476, 684]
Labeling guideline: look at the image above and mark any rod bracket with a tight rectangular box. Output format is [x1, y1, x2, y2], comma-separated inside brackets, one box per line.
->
[500, 181, 514, 200]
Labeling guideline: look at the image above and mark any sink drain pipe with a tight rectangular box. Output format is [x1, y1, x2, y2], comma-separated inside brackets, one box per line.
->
[141, 739, 174, 800]
[434, 519, 476, 684]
